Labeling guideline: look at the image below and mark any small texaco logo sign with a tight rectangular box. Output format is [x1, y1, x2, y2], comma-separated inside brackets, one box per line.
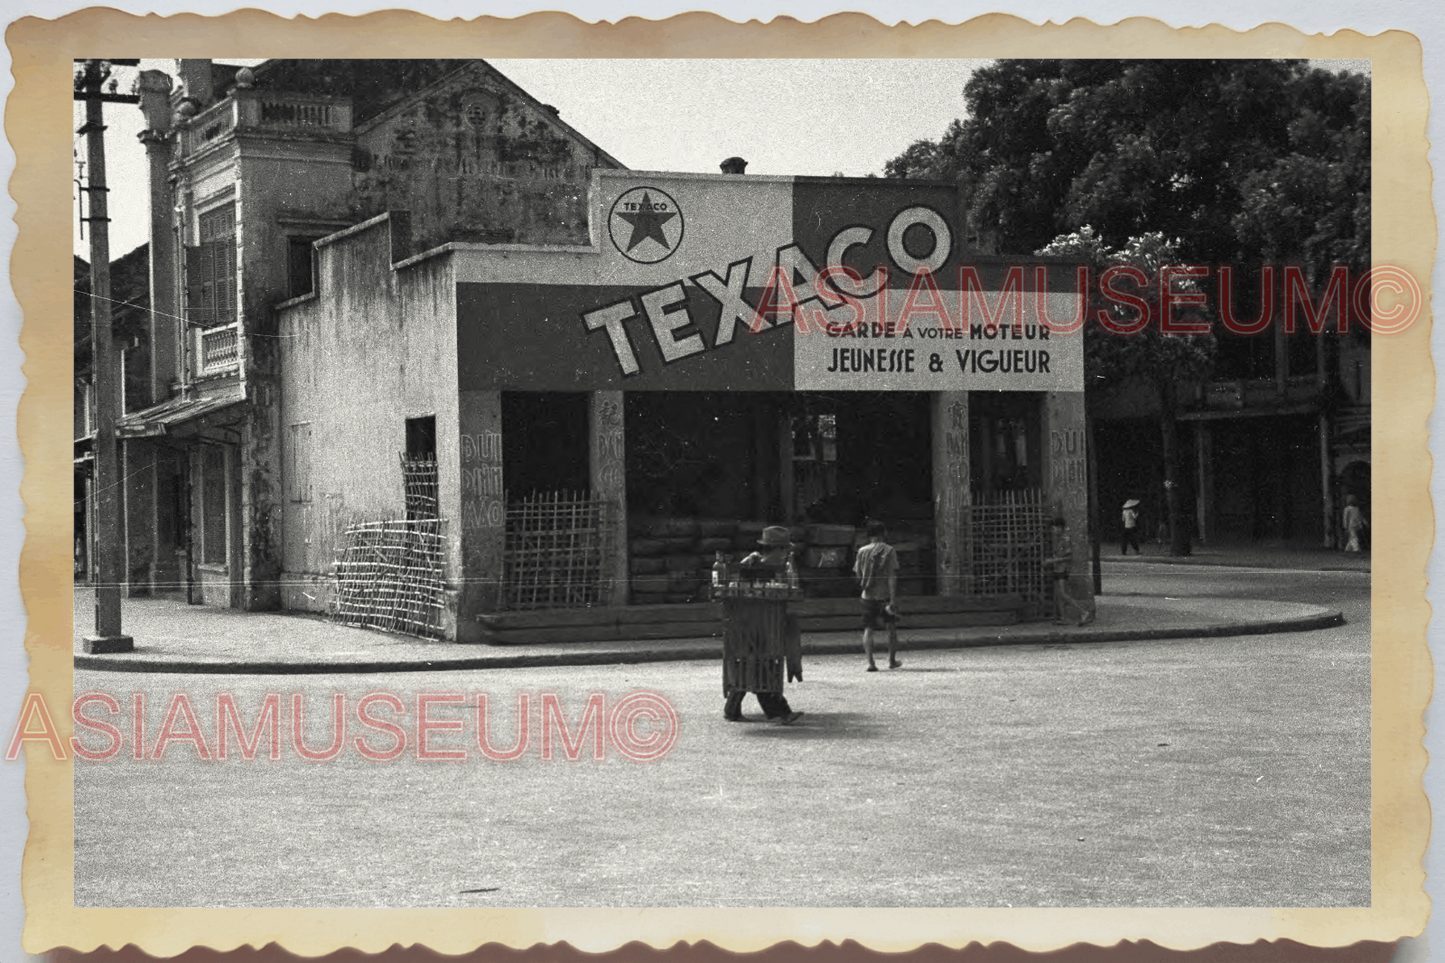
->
[608, 187, 685, 264]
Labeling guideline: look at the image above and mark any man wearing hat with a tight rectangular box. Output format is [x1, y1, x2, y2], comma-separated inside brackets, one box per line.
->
[1121, 499, 1142, 555]
[738, 524, 793, 584]
[724, 525, 804, 725]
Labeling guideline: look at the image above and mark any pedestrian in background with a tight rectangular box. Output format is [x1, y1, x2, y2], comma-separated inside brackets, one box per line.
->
[1342, 494, 1368, 552]
[853, 519, 901, 671]
[1121, 498, 1142, 555]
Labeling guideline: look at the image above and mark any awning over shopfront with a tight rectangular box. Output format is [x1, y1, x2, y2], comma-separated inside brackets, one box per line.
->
[115, 384, 246, 439]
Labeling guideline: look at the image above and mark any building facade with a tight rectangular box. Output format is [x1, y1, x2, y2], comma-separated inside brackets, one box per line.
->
[112, 58, 623, 608]
[102, 58, 1095, 643]
[1092, 309, 1371, 549]
[276, 170, 1093, 641]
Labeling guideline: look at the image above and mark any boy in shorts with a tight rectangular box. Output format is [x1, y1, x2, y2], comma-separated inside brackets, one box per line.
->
[853, 520, 901, 671]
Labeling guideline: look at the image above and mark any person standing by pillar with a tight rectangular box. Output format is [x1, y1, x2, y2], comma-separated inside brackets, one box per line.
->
[1047, 516, 1094, 626]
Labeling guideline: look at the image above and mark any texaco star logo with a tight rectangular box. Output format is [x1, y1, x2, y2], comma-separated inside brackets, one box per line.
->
[608, 187, 685, 264]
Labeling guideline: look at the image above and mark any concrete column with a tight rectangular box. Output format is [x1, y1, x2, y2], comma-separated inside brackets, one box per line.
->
[176, 60, 215, 109]
[458, 390, 506, 620]
[137, 70, 177, 403]
[589, 391, 629, 607]
[931, 391, 970, 596]
[228, 440, 246, 609]
[1195, 424, 1214, 546]
[1042, 391, 1092, 602]
[1274, 313, 1289, 388]
[1319, 412, 1335, 548]
[240, 378, 283, 611]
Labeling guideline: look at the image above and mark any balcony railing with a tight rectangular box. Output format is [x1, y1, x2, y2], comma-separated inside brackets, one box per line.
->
[180, 92, 352, 157]
[179, 98, 237, 156]
[252, 96, 349, 130]
[195, 323, 240, 377]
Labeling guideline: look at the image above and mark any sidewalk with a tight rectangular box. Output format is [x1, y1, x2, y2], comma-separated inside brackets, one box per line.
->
[1098, 539, 1371, 572]
[72, 586, 1345, 675]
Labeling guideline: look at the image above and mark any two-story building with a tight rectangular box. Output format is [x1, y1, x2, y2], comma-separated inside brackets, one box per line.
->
[111, 58, 624, 608]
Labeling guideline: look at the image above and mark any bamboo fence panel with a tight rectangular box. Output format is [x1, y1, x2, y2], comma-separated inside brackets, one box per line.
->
[333, 518, 446, 638]
[961, 488, 1048, 606]
[502, 490, 611, 611]
[401, 453, 439, 520]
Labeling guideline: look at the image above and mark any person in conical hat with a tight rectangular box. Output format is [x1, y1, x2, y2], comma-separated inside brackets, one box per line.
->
[1121, 498, 1142, 555]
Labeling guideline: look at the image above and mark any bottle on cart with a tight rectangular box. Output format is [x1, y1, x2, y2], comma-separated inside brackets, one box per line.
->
[712, 552, 726, 590]
[785, 550, 800, 591]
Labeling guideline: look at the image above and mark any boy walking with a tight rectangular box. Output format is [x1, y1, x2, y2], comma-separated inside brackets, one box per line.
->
[853, 520, 901, 671]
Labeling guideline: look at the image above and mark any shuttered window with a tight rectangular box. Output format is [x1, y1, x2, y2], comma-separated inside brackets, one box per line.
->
[187, 204, 237, 325]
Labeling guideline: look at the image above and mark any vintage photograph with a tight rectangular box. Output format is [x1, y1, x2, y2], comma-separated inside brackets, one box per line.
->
[69, 55, 1375, 910]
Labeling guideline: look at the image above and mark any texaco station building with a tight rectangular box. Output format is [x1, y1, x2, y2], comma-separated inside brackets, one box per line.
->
[277, 169, 1090, 642]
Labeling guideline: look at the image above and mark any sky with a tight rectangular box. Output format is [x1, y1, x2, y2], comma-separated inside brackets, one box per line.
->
[74, 58, 986, 260]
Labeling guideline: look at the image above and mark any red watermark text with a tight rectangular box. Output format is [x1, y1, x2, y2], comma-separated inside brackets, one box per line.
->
[6, 689, 680, 764]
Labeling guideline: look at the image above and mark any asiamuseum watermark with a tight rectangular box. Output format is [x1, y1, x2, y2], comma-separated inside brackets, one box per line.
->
[584, 255, 1419, 380]
[584, 205, 1415, 378]
[752, 262, 1421, 338]
[5, 690, 679, 764]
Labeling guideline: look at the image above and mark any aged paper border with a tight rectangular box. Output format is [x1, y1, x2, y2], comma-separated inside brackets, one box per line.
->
[9, 9, 1432, 956]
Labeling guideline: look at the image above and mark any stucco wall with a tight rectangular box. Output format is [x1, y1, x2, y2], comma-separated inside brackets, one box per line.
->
[236, 130, 356, 609]
[277, 214, 460, 626]
[350, 62, 620, 252]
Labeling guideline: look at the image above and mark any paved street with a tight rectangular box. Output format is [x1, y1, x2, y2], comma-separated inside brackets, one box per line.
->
[72, 563, 1370, 909]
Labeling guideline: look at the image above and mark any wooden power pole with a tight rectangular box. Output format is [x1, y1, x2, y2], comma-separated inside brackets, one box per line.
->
[76, 59, 139, 654]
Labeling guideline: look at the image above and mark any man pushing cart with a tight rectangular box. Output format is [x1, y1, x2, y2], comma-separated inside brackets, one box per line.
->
[714, 525, 805, 725]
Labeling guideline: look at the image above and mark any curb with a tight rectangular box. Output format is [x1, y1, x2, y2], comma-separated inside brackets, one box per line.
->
[73, 608, 1345, 676]
[1099, 555, 1370, 574]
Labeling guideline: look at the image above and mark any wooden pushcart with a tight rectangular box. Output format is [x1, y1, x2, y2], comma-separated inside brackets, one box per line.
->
[715, 584, 804, 697]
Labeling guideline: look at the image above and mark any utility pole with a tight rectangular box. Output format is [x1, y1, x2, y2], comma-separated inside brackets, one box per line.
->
[76, 59, 139, 654]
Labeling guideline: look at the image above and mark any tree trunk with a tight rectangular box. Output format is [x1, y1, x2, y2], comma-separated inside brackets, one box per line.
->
[1086, 406, 1102, 594]
[1157, 379, 1192, 556]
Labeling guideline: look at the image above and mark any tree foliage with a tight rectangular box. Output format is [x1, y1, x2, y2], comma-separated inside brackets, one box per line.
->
[888, 59, 1369, 553]
[887, 59, 1370, 273]
[1036, 227, 1214, 387]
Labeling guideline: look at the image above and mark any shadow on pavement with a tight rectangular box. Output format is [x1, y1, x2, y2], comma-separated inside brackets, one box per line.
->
[733, 711, 889, 741]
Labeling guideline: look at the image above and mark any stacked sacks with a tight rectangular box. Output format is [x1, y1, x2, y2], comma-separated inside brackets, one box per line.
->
[734, 521, 765, 555]
[630, 516, 740, 604]
[800, 523, 858, 597]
